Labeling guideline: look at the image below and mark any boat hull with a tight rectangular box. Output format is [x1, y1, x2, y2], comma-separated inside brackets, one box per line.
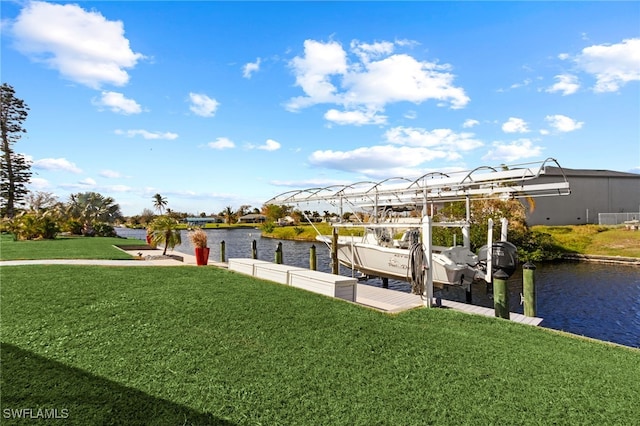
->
[320, 236, 480, 286]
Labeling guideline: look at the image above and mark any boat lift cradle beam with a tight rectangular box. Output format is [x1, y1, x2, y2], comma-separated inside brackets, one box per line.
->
[265, 158, 570, 207]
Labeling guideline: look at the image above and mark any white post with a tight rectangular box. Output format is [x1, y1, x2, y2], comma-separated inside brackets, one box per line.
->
[485, 218, 493, 284]
[500, 218, 508, 242]
[422, 215, 433, 307]
[463, 196, 471, 249]
[350, 236, 355, 278]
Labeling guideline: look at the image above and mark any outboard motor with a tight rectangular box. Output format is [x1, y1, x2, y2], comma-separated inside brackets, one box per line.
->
[478, 241, 518, 278]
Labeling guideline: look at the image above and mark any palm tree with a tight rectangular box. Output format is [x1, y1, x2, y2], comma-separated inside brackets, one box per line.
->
[222, 206, 235, 225]
[66, 192, 123, 236]
[148, 215, 181, 255]
[152, 193, 167, 214]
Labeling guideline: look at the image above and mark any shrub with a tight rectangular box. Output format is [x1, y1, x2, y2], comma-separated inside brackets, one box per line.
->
[515, 230, 563, 262]
[261, 222, 275, 233]
[188, 228, 208, 248]
[6, 212, 59, 240]
[63, 219, 83, 235]
[93, 222, 117, 237]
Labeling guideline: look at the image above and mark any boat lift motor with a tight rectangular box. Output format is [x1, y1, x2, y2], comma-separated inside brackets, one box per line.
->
[478, 241, 519, 278]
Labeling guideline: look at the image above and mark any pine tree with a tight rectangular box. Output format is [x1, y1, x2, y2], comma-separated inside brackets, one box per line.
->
[1, 83, 31, 218]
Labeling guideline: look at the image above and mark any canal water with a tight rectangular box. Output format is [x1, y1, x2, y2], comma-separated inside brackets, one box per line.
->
[117, 227, 640, 349]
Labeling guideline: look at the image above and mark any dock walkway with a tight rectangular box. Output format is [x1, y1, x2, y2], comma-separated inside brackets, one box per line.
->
[354, 283, 543, 325]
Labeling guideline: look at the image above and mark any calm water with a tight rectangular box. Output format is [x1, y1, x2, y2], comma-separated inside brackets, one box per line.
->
[117, 227, 640, 349]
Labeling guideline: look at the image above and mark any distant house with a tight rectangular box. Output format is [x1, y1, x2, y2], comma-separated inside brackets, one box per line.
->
[277, 216, 296, 226]
[237, 213, 267, 224]
[523, 167, 640, 226]
[185, 216, 223, 226]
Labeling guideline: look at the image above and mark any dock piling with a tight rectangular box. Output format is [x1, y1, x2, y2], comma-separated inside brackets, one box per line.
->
[220, 240, 226, 262]
[275, 242, 283, 264]
[493, 269, 510, 319]
[331, 228, 339, 275]
[252, 240, 257, 259]
[310, 245, 317, 270]
[523, 262, 537, 317]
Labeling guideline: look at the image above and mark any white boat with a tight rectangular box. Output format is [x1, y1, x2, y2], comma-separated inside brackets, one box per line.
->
[317, 227, 485, 288]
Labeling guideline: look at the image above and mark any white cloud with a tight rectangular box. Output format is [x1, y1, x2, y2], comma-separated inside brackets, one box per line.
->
[106, 184, 132, 192]
[93, 91, 142, 114]
[308, 126, 483, 177]
[78, 177, 97, 186]
[243, 57, 261, 78]
[501, 117, 529, 134]
[115, 129, 178, 140]
[309, 145, 453, 174]
[342, 53, 469, 109]
[100, 169, 122, 178]
[546, 74, 580, 96]
[350, 39, 395, 63]
[404, 110, 417, 120]
[287, 39, 348, 110]
[286, 38, 469, 120]
[482, 139, 543, 163]
[207, 137, 235, 150]
[28, 177, 51, 190]
[189, 92, 219, 117]
[575, 38, 640, 93]
[269, 177, 351, 188]
[463, 119, 479, 128]
[324, 108, 387, 126]
[384, 127, 483, 152]
[10, 1, 144, 89]
[246, 139, 281, 151]
[545, 114, 584, 132]
[33, 158, 82, 173]
[509, 78, 532, 90]
[258, 139, 281, 151]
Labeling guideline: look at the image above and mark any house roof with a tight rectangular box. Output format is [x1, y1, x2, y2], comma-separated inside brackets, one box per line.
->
[238, 214, 266, 219]
[544, 166, 640, 178]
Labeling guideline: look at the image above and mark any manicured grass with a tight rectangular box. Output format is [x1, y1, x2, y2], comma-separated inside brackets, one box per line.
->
[0, 234, 142, 261]
[533, 225, 640, 257]
[2, 265, 638, 425]
[263, 223, 364, 241]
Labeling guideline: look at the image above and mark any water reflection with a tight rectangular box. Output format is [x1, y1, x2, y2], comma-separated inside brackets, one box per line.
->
[117, 227, 640, 348]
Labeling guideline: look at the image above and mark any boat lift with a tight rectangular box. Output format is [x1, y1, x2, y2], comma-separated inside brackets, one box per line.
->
[266, 158, 571, 307]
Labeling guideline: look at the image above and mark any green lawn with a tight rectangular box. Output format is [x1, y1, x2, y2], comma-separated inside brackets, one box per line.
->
[2, 265, 638, 425]
[0, 234, 142, 261]
[533, 225, 640, 257]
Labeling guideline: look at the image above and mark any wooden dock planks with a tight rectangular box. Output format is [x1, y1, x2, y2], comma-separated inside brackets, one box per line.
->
[355, 283, 543, 326]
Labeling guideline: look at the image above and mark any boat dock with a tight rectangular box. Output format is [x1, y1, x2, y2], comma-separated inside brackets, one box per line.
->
[354, 282, 543, 325]
[223, 257, 543, 326]
[100, 246, 543, 326]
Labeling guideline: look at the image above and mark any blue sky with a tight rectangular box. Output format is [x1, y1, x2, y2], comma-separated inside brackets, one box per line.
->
[2, 1, 639, 216]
